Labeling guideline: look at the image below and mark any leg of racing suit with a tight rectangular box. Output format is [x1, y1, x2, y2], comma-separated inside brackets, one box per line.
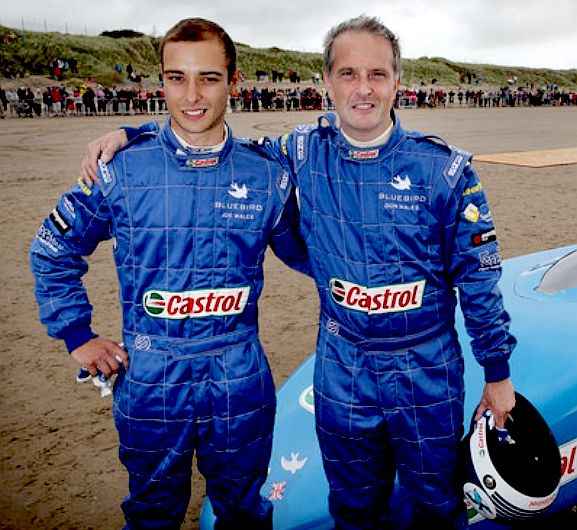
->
[114, 337, 275, 529]
[314, 326, 468, 530]
[197, 339, 276, 530]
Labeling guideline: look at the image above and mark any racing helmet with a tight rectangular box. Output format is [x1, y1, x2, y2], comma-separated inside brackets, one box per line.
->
[461, 391, 561, 522]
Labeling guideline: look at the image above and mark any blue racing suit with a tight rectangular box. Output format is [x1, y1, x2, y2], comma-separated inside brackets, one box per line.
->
[30, 120, 309, 530]
[274, 112, 517, 529]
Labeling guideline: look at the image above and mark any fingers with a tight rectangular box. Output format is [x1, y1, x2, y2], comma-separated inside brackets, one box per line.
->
[474, 401, 487, 422]
[490, 409, 511, 429]
[113, 343, 129, 370]
[71, 337, 128, 378]
[79, 167, 96, 187]
[80, 138, 113, 185]
[99, 341, 129, 377]
[79, 149, 100, 187]
[99, 146, 116, 164]
[473, 402, 510, 428]
[84, 365, 99, 378]
[78, 130, 129, 186]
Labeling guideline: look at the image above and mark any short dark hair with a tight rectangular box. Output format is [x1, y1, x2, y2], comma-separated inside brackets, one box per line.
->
[323, 15, 402, 80]
[160, 18, 237, 82]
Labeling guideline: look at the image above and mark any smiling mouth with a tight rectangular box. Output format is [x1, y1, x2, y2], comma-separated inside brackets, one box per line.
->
[352, 102, 374, 110]
[183, 109, 206, 117]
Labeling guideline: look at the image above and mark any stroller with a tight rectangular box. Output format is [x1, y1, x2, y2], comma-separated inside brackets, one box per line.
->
[15, 99, 33, 117]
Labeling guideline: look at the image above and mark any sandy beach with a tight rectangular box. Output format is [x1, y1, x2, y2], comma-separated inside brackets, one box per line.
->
[1, 105, 576, 529]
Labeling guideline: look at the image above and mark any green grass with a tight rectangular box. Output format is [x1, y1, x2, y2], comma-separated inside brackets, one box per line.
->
[1, 25, 576, 90]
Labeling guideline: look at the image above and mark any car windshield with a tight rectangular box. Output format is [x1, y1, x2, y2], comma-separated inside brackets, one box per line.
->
[537, 249, 577, 294]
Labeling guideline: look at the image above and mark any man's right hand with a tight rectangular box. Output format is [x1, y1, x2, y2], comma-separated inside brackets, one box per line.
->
[71, 337, 128, 378]
[79, 129, 128, 186]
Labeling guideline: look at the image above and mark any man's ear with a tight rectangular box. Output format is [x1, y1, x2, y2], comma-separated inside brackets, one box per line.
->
[323, 71, 333, 99]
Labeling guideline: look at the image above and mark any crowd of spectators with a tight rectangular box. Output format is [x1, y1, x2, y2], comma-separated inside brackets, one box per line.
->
[230, 85, 326, 112]
[0, 84, 167, 118]
[1, 79, 576, 120]
[0, 82, 330, 119]
[396, 84, 577, 109]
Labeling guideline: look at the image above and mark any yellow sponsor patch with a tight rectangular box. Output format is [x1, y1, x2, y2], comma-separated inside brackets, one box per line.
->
[77, 177, 92, 196]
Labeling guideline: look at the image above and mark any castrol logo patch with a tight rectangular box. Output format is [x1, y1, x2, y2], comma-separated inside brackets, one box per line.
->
[186, 157, 219, 168]
[143, 287, 250, 319]
[329, 278, 425, 314]
[349, 149, 379, 160]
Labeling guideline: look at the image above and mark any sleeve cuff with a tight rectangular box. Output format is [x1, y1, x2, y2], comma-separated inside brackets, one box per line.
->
[483, 360, 511, 383]
[63, 327, 98, 353]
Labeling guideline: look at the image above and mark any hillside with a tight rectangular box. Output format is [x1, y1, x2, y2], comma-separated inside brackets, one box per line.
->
[2, 25, 576, 91]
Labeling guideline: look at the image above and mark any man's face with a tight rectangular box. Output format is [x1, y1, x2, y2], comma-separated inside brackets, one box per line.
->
[323, 30, 400, 142]
[162, 38, 231, 146]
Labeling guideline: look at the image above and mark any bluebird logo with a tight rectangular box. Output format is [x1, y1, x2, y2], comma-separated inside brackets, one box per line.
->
[228, 182, 248, 199]
[391, 174, 411, 191]
[281, 452, 308, 474]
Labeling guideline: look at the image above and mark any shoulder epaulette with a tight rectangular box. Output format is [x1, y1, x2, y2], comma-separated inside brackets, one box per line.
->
[97, 159, 116, 197]
[238, 136, 276, 160]
[410, 132, 451, 151]
[408, 132, 472, 189]
[443, 146, 472, 189]
[123, 129, 158, 150]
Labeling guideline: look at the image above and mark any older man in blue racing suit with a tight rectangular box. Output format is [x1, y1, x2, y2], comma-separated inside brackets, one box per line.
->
[78, 15, 517, 530]
[30, 19, 309, 530]
[271, 16, 517, 530]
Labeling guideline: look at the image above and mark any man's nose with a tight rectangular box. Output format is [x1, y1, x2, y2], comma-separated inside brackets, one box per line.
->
[184, 78, 202, 102]
[355, 75, 374, 96]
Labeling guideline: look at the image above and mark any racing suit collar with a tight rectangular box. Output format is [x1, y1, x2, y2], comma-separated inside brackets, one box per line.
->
[159, 117, 234, 168]
[318, 110, 405, 162]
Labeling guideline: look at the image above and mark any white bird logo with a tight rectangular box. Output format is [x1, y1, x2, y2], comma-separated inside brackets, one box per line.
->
[280, 452, 308, 474]
[228, 182, 248, 199]
[391, 175, 411, 191]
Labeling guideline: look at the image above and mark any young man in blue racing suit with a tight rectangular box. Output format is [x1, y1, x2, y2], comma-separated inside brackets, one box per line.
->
[30, 18, 309, 530]
[79, 16, 517, 530]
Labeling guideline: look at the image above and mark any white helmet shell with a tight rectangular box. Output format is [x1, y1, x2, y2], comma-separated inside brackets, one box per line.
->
[462, 392, 561, 521]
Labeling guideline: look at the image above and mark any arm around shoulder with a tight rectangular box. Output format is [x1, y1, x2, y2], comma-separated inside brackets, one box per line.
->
[79, 121, 160, 185]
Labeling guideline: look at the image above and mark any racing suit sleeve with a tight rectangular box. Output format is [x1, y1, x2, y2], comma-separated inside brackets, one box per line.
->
[444, 163, 517, 383]
[264, 133, 311, 276]
[270, 132, 299, 186]
[269, 186, 311, 276]
[30, 179, 113, 352]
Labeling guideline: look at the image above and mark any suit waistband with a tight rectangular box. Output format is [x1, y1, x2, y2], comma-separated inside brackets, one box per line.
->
[321, 313, 450, 352]
[123, 327, 256, 355]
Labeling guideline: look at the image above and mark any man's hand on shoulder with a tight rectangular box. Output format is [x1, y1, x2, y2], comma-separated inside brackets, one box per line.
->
[79, 129, 128, 186]
[71, 337, 128, 378]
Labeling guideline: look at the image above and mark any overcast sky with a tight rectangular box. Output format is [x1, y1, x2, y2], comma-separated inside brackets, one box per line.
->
[3, 0, 576, 70]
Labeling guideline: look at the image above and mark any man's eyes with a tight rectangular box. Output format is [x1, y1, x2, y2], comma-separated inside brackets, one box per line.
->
[337, 71, 389, 80]
[165, 75, 221, 83]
